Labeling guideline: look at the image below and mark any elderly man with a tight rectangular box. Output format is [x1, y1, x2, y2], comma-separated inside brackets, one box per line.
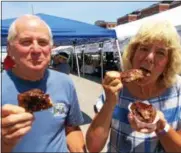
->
[2, 14, 86, 152]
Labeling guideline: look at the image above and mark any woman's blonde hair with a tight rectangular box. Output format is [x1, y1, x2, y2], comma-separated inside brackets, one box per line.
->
[122, 20, 181, 87]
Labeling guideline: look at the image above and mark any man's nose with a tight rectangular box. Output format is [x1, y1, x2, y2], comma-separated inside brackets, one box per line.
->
[31, 41, 41, 52]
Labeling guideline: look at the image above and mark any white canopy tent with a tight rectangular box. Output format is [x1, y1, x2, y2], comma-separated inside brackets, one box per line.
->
[114, 6, 181, 71]
[115, 6, 181, 41]
[52, 46, 73, 55]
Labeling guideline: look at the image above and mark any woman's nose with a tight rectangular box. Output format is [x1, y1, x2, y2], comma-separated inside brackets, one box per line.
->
[145, 52, 154, 64]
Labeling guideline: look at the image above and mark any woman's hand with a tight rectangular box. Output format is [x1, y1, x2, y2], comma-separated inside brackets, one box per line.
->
[102, 71, 123, 107]
[128, 110, 167, 134]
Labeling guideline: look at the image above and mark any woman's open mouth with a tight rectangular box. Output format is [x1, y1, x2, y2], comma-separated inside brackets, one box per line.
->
[140, 67, 151, 77]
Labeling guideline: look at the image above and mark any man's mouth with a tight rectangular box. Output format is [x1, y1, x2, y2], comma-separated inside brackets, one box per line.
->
[30, 60, 43, 65]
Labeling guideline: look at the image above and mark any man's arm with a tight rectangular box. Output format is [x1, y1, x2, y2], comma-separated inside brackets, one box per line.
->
[66, 126, 86, 152]
[2, 141, 15, 153]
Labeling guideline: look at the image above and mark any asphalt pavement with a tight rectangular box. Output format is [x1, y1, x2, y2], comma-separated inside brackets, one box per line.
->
[70, 74, 108, 152]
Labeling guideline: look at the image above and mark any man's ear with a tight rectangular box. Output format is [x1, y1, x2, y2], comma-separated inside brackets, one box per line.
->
[7, 42, 11, 55]
[6, 42, 14, 57]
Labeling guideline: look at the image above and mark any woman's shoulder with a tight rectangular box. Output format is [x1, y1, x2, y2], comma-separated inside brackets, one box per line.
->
[175, 75, 181, 88]
[168, 75, 181, 95]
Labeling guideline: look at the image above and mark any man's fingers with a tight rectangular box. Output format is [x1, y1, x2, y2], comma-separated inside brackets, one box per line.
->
[2, 104, 25, 117]
[4, 126, 32, 142]
[2, 120, 33, 136]
[2, 113, 34, 127]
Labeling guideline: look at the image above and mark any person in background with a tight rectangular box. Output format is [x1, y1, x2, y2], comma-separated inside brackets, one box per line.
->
[52, 54, 60, 67]
[53, 52, 70, 75]
[86, 20, 181, 152]
[1, 14, 86, 152]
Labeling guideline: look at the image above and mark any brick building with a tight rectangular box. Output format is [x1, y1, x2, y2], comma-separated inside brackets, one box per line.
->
[139, 3, 170, 19]
[95, 1, 181, 27]
[95, 20, 117, 29]
[169, 0, 181, 9]
[117, 10, 141, 25]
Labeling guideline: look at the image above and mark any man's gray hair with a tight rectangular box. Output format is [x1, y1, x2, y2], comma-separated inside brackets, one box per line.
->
[7, 14, 53, 46]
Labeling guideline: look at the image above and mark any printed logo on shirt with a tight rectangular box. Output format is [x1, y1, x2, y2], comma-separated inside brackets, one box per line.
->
[51, 102, 68, 117]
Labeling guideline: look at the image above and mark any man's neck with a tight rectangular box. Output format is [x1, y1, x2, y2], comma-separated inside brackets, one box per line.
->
[12, 68, 46, 81]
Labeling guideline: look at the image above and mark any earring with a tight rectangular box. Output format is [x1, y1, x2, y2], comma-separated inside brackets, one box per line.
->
[3, 55, 16, 70]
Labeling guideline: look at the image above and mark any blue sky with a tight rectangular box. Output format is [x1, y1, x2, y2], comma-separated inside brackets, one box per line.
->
[2, 2, 158, 24]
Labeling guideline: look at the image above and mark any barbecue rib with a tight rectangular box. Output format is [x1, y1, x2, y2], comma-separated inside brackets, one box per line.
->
[121, 69, 147, 83]
[130, 101, 156, 123]
[18, 89, 53, 112]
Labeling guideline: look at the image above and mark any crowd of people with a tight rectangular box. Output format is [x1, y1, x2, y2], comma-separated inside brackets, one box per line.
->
[1, 14, 181, 153]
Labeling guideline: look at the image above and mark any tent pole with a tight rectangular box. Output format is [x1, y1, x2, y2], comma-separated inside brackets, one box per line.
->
[83, 50, 85, 77]
[100, 47, 104, 82]
[116, 39, 124, 72]
[74, 45, 80, 77]
[71, 51, 74, 72]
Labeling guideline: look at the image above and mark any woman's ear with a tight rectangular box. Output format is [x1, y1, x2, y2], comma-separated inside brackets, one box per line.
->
[130, 44, 139, 67]
[130, 51, 135, 67]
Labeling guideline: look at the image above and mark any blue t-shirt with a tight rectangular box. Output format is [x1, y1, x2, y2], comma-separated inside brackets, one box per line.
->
[2, 69, 84, 152]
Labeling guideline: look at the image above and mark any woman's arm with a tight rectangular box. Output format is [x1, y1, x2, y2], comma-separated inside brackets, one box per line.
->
[86, 100, 115, 152]
[156, 119, 181, 152]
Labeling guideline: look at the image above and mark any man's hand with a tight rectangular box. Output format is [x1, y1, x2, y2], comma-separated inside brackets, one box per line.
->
[102, 71, 123, 106]
[1, 104, 34, 149]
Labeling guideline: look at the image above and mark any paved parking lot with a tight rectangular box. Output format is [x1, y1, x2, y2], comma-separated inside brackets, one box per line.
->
[70, 74, 108, 152]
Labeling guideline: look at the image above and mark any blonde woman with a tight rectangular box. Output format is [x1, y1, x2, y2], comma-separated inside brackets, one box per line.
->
[86, 20, 181, 152]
